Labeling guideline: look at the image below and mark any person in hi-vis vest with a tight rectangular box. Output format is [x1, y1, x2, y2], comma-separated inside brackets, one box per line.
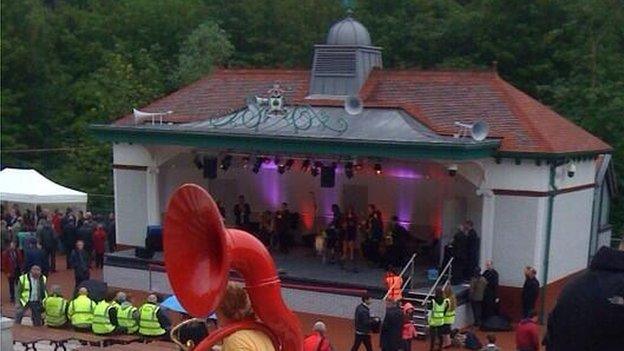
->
[138, 294, 171, 337]
[16, 265, 47, 326]
[428, 288, 448, 351]
[43, 285, 68, 327]
[92, 291, 124, 335]
[68, 287, 95, 330]
[114, 291, 139, 334]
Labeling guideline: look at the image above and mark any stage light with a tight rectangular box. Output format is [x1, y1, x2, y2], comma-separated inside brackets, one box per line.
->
[252, 157, 263, 174]
[242, 156, 250, 169]
[220, 155, 233, 171]
[345, 162, 354, 179]
[301, 159, 311, 171]
[285, 159, 295, 170]
[354, 163, 363, 172]
[193, 154, 203, 169]
[278, 164, 286, 174]
[374, 163, 382, 175]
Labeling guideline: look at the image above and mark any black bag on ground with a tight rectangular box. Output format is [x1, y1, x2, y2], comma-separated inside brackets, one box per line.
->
[480, 314, 513, 331]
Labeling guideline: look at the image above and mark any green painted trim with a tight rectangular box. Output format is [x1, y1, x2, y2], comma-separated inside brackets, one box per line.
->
[90, 125, 500, 160]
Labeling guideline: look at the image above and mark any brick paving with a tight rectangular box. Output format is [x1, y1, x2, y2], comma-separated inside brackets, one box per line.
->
[1, 254, 541, 350]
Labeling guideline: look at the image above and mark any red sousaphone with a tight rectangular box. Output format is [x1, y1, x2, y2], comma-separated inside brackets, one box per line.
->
[164, 184, 303, 350]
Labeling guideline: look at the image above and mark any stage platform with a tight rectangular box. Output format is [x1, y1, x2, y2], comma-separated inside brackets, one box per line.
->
[104, 247, 470, 320]
[105, 247, 438, 295]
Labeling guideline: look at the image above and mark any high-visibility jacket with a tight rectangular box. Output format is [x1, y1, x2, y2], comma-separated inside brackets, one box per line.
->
[116, 303, 139, 334]
[43, 295, 67, 327]
[443, 298, 456, 325]
[92, 300, 116, 334]
[138, 303, 166, 336]
[385, 274, 403, 301]
[18, 274, 47, 306]
[68, 295, 95, 328]
[428, 300, 447, 327]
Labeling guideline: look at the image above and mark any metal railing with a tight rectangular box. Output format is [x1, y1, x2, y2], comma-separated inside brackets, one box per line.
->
[421, 257, 454, 306]
[382, 253, 417, 301]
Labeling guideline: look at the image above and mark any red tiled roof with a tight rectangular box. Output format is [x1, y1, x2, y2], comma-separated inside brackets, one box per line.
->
[115, 68, 611, 154]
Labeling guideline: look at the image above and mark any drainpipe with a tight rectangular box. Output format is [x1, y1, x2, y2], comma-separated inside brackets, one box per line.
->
[539, 160, 562, 322]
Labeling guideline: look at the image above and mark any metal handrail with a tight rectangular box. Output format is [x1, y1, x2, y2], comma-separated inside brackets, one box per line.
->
[382, 253, 417, 300]
[421, 257, 454, 306]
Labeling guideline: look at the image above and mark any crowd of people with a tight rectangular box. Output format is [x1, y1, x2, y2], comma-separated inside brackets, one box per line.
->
[10, 263, 172, 338]
[1, 204, 117, 299]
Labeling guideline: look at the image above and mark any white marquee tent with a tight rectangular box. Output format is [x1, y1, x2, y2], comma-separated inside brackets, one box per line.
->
[0, 168, 87, 204]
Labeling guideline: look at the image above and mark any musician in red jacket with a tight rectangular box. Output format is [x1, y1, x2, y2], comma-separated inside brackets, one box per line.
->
[516, 310, 540, 351]
[2, 241, 24, 303]
[303, 321, 333, 351]
[92, 224, 107, 269]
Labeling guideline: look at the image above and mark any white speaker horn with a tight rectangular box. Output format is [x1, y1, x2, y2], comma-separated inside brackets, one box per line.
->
[344, 95, 363, 115]
[454, 120, 489, 141]
[133, 109, 172, 125]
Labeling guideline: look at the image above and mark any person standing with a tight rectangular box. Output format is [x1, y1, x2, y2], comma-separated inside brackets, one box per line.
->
[343, 207, 358, 263]
[366, 204, 383, 265]
[401, 303, 418, 351]
[515, 310, 540, 351]
[274, 202, 290, 254]
[442, 285, 457, 348]
[522, 266, 540, 319]
[62, 210, 77, 269]
[70, 240, 90, 291]
[482, 260, 499, 318]
[76, 212, 95, 255]
[428, 288, 447, 351]
[303, 321, 333, 351]
[464, 220, 479, 272]
[469, 267, 488, 326]
[106, 212, 116, 252]
[24, 241, 49, 276]
[2, 241, 23, 303]
[68, 287, 95, 330]
[92, 224, 107, 269]
[233, 195, 251, 228]
[380, 300, 403, 351]
[384, 266, 403, 302]
[37, 214, 57, 273]
[43, 285, 68, 327]
[15, 265, 47, 326]
[350, 294, 374, 351]
[452, 224, 470, 282]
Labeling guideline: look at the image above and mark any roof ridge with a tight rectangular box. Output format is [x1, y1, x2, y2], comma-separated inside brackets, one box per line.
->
[491, 76, 554, 152]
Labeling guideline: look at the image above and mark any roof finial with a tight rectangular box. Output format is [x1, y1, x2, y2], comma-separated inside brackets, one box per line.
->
[341, 0, 355, 17]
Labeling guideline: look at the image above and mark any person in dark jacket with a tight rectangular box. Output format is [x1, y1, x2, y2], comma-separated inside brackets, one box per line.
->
[521, 266, 540, 318]
[62, 211, 77, 269]
[106, 212, 116, 252]
[380, 300, 403, 351]
[482, 260, 499, 318]
[69, 240, 90, 292]
[233, 195, 251, 227]
[544, 246, 624, 351]
[37, 216, 57, 273]
[452, 225, 471, 282]
[24, 241, 49, 276]
[76, 212, 95, 254]
[350, 294, 374, 351]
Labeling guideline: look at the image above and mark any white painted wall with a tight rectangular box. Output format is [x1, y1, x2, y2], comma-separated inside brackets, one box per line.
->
[114, 169, 148, 246]
[546, 189, 593, 283]
[492, 195, 544, 287]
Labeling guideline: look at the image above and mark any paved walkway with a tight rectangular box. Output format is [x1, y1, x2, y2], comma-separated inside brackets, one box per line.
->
[1, 253, 539, 350]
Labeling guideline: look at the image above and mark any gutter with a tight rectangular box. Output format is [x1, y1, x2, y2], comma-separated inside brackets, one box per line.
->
[540, 160, 565, 322]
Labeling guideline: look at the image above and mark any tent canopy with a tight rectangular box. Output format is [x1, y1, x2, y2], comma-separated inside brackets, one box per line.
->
[0, 168, 87, 204]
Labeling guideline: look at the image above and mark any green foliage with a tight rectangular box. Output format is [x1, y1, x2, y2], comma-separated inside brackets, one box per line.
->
[174, 22, 233, 86]
[1, 0, 623, 235]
